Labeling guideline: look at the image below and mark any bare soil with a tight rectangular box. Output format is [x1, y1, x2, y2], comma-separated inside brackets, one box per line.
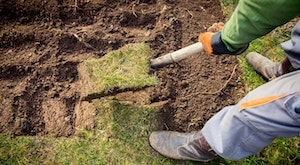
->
[0, 0, 244, 136]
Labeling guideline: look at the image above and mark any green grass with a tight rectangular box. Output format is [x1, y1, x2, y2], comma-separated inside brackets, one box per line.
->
[1, 1, 299, 165]
[0, 135, 44, 164]
[0, 100, 175, 165]
[44, 99, 171, 164]
[83, 43, 157, 97]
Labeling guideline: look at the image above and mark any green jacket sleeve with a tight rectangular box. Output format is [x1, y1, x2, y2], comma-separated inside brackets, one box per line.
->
[221, 0, 300, 52]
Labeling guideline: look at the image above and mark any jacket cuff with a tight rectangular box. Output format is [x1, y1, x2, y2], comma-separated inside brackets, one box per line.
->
[211, 32, 248, 55]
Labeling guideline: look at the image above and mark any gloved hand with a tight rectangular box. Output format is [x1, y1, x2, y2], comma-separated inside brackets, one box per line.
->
[198, 22, 224, 55]
[198, 22, 248, 55]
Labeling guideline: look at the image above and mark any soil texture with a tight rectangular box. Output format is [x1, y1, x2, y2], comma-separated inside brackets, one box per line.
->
[0, 0, 244, 136]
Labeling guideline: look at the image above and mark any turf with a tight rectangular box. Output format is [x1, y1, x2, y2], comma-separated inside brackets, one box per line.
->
[80, 43, 157, 100]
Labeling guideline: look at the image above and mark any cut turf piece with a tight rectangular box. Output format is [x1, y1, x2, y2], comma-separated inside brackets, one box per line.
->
[79, 43, 157, 101]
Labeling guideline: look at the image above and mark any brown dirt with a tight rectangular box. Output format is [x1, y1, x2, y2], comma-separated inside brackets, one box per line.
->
[0, 0, 244, 136]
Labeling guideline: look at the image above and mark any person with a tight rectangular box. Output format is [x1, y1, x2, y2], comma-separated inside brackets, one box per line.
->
[149, 0, 300, 162]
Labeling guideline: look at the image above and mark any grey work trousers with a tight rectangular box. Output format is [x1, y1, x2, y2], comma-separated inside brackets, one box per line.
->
[202, 21, 300, 160]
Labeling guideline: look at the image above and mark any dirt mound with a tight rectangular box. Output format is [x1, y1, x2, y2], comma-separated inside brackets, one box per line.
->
[0, 0, 244, 136]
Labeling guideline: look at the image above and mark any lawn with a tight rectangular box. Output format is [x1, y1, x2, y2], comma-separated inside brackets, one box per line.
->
[0, 0, 299, 164]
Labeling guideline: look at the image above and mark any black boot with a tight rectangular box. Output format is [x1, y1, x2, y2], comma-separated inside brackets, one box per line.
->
[149, 131, 217, 162]
[246, 52, 292, 80]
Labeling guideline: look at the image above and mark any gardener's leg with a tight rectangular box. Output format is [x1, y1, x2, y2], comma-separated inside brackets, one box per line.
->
[246, 21, 300, 80]
[150, 70, 300, 161]
[202, 70, 300, 160]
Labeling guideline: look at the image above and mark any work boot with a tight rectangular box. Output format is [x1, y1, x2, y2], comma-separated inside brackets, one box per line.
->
[149, 131, 217, 162]
[246, 52, 292, 80]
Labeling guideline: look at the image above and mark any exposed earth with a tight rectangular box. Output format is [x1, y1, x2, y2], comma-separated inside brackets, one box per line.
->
[0, 0, 245, 136]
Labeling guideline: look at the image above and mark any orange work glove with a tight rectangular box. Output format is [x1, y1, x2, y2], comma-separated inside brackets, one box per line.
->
[198, 22, 224, 55]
